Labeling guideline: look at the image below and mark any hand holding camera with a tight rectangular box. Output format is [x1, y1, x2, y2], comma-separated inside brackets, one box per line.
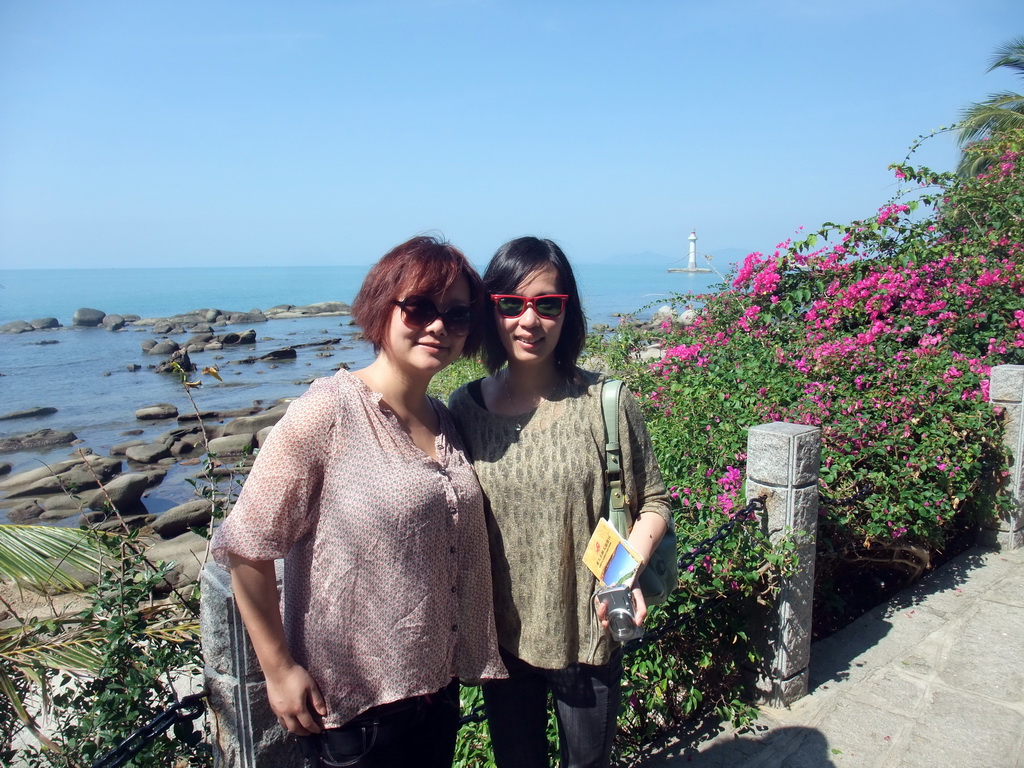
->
[584, 517, 648, 642]
[596, 584, 644, 642]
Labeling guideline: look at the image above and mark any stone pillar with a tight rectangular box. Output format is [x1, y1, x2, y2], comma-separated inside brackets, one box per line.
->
[985, 365, 1024, 550]
[745, 422, 821, 707]
[200, 562, 303, 767]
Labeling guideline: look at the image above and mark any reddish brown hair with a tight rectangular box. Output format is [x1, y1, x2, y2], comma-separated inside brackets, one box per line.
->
[352, 235, 484, 355]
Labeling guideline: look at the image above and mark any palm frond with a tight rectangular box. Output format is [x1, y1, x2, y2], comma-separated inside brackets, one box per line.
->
[0, 627, 106, 673]
[0, 621, 100, 753]
[957, 92, 1024, 145]
[142, 618, 201, 644]
[987, 36, 1024, 76]
[956, 38, 1024, 175]
[0, 666, 59, 751]
[0, 525, 117, 591]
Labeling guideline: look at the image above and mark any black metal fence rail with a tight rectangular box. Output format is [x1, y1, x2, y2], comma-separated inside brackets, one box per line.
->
[91, 691, 206, 768]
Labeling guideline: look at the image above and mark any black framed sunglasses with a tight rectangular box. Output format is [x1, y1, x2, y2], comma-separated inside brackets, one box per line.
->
[491, 294, 569, 319]
[394, 297, 474, 336]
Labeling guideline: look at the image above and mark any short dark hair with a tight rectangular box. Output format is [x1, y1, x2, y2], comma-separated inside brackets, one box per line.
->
[480, 236, 586, 382]
[352, 235, 484, 356]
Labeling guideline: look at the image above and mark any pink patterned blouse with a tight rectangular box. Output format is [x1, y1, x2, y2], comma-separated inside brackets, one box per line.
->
[212, 369, 506, 728]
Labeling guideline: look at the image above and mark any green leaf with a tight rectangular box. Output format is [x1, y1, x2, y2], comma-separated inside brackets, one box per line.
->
[0, 525, 116, 591]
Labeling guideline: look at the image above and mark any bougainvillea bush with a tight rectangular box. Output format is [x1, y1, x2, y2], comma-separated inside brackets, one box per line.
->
[605, 129, 1024, 651]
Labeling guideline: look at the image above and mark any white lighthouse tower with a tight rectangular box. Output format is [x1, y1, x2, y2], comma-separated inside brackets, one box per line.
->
[687, 231, 698, 270]
[667, 229, 712, 273]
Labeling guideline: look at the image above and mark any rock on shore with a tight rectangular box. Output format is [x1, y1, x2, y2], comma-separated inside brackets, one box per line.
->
[72, 308, 106, 327]
[0, 429, 78, 454]
[0, 407, 58, 421]
[0, 320, 34, 334]
[592, 305, 702, 364]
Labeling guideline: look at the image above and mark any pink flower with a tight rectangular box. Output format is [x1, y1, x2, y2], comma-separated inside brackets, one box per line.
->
[732, 252, 764, 289]
[942, 366, 963, 384]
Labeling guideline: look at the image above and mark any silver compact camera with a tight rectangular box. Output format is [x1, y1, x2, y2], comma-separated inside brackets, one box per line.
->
[597, 585, 643, 642]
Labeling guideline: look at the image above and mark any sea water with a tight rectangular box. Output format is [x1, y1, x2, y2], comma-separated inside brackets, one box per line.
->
[0, 263, 726, 518]
[0, 264, 726, 329]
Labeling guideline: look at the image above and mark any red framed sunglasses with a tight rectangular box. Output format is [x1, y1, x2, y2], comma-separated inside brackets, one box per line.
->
[491, 294, 569, 319]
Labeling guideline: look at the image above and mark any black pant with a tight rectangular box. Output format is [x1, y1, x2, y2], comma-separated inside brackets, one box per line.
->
[483, 648, 623, 768]
[303, 680, 460, 768]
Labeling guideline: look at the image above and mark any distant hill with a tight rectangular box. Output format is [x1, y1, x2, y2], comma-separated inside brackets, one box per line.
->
[593, 250, 668, 265]
[589, 247, 751, 272]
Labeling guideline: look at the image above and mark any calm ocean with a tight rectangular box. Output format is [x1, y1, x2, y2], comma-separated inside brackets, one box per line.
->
[0, 263, 726, 519]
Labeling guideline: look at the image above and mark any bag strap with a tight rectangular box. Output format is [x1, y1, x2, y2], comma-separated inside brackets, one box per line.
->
[601, 379, 631, 535]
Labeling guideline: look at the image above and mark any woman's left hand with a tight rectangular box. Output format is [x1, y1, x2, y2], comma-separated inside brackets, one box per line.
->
[630, 585, 648, 628]
[595, 584, 648, 630]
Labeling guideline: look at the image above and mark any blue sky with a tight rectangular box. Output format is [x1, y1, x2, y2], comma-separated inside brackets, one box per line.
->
[1, 0, 1021, 269]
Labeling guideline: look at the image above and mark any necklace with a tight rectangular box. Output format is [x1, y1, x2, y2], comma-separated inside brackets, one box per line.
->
[501, 368, 560, 433]
[502, 372, 524, 433]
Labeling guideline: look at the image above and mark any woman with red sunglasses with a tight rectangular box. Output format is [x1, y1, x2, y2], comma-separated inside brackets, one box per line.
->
[213, 235, 505, 768]
[448, 236, 671, 768]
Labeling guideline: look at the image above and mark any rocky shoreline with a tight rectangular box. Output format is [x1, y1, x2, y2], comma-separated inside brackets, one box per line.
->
[0, 399, 290, 594]
[0, 301, 353, 335]
[0, 302, 357, 594]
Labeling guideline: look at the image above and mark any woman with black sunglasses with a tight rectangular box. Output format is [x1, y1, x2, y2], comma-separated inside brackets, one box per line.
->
[213, 235, 505, 768]
[448, 236, 672, 768]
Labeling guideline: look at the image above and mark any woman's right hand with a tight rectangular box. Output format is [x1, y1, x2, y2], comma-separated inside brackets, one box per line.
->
[265, 662, 328, 736]
[227, 555, 328, 735]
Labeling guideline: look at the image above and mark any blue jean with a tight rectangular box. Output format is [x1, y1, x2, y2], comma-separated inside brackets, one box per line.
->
[301, 680, 460, 768]
[482, 647, 623, 768]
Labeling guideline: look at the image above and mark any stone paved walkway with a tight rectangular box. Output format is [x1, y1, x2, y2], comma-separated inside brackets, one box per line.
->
[641, 545, 1024, 768]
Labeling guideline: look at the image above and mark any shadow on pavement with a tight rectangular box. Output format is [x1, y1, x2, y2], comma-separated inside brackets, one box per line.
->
[636, 725, 836, 767]
[883, 548, 988, 614]
[807, 548, 990, 692]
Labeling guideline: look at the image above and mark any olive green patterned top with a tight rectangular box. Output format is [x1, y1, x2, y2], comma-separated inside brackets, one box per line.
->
[449, 369, 672, 668]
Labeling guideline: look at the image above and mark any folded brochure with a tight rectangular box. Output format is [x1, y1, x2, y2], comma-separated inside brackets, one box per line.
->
[583, 517, 643, 588]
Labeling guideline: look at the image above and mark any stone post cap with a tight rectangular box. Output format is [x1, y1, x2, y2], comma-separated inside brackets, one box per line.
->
[990, 365, 1024, 404]
[747, 422, 821, 488]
